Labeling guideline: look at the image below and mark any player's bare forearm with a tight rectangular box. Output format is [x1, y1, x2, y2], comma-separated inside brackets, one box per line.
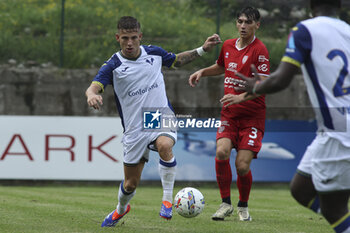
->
[256, 62, 299, 94]
[189, 64, 224, 87]
[202, 64, 225, 76]
[174, 50, 200, 67]
[85, 83, 103, 110]
[174, 34, 222, 68]
[242, 92, 260, 101]
[220, 92, 259, 107]
[85, 83, 101, 97]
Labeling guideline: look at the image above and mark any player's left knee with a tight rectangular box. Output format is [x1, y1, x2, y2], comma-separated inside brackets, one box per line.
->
[157, 143, 171, 154]
[123, 180, 137, 193]
[236, 164, 250, 176]
[157, 144, 174, 162]
[156, 136, 174, 149]
[157, 138, 173, 152]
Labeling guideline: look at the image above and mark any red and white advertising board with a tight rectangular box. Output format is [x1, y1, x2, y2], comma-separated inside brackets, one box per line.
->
[0, 116, 124, 180]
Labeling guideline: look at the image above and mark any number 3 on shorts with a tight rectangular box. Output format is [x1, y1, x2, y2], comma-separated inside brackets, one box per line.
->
[249, 127, 258, 139]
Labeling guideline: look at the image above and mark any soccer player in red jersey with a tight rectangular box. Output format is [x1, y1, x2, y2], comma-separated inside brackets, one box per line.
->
[189, 6, 270, 221]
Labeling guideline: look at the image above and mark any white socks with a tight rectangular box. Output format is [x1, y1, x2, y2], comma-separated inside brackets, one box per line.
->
[158, 157, 177, 203]
[116, 181, 135, 214]
[116, 157, 176, 214]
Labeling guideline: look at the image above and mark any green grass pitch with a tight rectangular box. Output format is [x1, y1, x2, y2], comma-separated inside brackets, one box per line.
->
[0, 183, 332, 233]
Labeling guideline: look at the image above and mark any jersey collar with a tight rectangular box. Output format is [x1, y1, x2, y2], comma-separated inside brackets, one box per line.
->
[235, 36, 256, 51]
[119, 46, 142, 61]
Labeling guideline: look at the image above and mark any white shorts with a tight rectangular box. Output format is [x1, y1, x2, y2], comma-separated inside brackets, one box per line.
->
[297, 133, 350, 193]
[122, 130, 177, 166]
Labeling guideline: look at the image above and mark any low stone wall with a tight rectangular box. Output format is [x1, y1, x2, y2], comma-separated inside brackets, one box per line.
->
[0, 66, 313, 120]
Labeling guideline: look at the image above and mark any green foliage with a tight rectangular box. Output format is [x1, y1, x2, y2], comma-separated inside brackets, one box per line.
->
[0, 0, 60, 63]
[262, 37, 287, 71]
[0, 184, 333, 232]
[0, 0, 300, 69]
[0, 0, 217, 68]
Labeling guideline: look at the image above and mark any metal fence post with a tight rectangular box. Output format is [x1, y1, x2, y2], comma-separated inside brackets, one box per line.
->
[59, 0, 65, 68]
[215, 0, 221, 59]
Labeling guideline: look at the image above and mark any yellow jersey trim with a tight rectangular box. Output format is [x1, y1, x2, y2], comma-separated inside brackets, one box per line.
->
[307, 197, 315, 209]
[92, 81, 104, 93]
[332, 212, 350, 228]
[170, 54, 178, 69]
[281, 56, 301, 68]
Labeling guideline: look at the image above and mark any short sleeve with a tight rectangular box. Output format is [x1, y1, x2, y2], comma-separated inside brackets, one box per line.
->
[282, 23, 312, 67]
[216, 44, 225, 67]
[143, 45, 176, 68]
[254, 45, 270, 76]
[92, 54, 121, 92]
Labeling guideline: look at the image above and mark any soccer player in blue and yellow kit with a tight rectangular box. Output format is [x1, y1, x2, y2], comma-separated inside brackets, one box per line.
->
[236, 1, 350, 232]
[85, 16, 221, 227]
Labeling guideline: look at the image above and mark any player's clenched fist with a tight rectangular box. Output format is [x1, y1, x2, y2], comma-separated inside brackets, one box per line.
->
[85, 83, 103, 110]
[202, 34, 222, 52]
[87, 94, 103, 110]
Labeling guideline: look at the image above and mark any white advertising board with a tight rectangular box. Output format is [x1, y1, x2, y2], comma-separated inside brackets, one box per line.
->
[0, 116, 124, 180]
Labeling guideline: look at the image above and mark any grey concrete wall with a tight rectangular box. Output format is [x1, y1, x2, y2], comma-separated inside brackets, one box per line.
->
[0, 66, 314, 120]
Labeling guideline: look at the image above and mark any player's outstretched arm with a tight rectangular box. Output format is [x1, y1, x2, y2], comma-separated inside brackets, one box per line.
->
[85, 83, 103, 110]
[220, 75, 269, 106]
[220, 93, 257, 107]
[174, 34, 222, 68]
[235, 62, 299, 95]
[189, 64, 225, 87]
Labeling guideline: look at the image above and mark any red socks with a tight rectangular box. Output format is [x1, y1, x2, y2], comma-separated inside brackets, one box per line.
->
[237, 170, 252, 202]
[216, 158, 253, 204]
[215, 158, 232, 199]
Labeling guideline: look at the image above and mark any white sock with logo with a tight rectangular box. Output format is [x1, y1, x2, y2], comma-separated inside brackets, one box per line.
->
[158, 157, 177, 203]
[116, 181, 135, 214]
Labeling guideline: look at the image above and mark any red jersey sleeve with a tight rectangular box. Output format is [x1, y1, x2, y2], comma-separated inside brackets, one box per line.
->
[216, 42, 226, 67]
[253, 44, 270, 76]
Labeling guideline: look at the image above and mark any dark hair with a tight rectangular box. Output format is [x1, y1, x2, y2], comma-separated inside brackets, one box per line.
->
[310, 0, 341, 9]
[117, 16, 141, 31]
[236, 6, 260, 22]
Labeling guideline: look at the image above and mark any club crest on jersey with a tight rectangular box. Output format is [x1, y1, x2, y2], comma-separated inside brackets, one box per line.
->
[145, 57, 154, 65]
[227, 62, 238, 72]
[242, 55, 249, 64]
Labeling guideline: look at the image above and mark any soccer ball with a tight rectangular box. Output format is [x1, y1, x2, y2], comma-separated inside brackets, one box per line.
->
[174, 187, 205, 218]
